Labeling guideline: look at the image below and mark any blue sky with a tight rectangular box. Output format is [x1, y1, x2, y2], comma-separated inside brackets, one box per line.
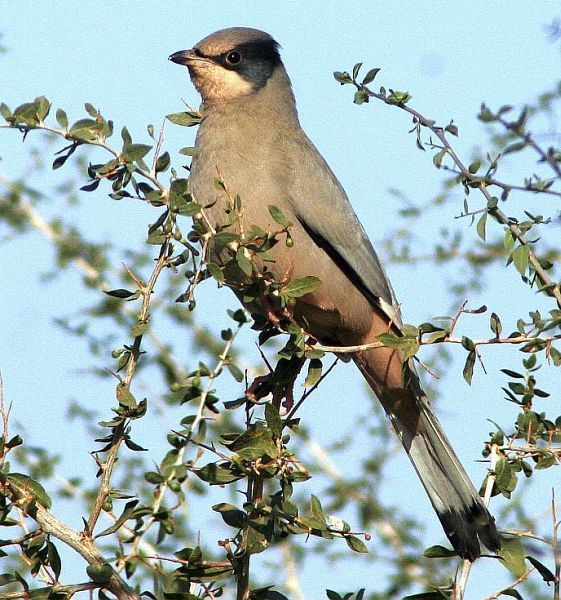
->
[1, 3, 560, 598]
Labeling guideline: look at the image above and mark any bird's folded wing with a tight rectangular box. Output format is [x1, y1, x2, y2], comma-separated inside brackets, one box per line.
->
[285, 136, 402, 326]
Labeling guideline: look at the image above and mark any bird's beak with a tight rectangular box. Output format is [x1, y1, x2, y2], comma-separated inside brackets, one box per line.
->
[169, 49, 208, 66]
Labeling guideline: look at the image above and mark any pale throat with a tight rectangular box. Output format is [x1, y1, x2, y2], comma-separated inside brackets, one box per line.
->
[190, 65, 255, 103]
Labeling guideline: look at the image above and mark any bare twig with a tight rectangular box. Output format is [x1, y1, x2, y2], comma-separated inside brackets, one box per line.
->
[553, 489, 560, 600]
[311, 332, 561, 354]
[455, 444, 499, 599]
[484, 567, 535, 599]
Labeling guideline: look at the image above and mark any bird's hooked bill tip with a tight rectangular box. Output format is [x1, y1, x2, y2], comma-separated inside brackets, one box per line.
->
[168, 49, 198, 65]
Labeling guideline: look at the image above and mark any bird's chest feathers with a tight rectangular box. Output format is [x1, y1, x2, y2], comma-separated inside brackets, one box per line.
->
[191, 114, 290, 231]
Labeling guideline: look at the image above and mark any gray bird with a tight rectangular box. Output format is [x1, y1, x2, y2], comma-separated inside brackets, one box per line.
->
[170, 27, 500, 560]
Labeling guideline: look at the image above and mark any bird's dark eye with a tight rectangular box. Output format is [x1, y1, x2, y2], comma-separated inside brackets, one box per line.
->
[225, 51, 242, 65]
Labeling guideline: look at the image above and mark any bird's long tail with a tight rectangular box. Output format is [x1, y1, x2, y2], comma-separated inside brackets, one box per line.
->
[353, 346, 500, 561]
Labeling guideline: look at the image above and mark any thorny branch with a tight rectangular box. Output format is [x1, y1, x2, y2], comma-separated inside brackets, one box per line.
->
[87, 236, 173, 534]
[0, 383, 139, 599]
[356, 82, 561, 309]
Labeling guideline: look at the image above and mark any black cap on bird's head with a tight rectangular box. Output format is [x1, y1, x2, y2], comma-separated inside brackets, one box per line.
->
[169, 27, 284, 103]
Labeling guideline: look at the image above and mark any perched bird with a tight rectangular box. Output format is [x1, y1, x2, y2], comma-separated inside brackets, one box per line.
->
[170, 27, 500, 560]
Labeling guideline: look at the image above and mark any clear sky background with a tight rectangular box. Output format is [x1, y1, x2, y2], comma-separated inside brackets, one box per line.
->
[1, 2, 561, 599]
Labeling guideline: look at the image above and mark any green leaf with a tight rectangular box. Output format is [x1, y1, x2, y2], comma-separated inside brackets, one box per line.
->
[468, 160, 481, 174]
[333, 71, 352, 85]
[206, 262, 225, 282]
[69, 118, 101, 140]
[104, 288, 137, 299]
[84, 102, 97, 117]
[462, 351, 476, 385]
[501, 368, 524, 378]
[432, 149, 446, 168]
[498, 589, 523, 599]
[212, 503, 247, 528]
[144, 471, 165, 484]
[345, 535, 368, 553]
[6, 473, 52, 509]
[503, 141, 526, 155]
[534, 453, 556, 470]
[235, 247, 253, 276]
[146, 232, 166, 245]
[445, 123, 458, 136]
[378, 331, 419, 360]
[281, 276, 321, 298]
[310, 495, 327, 528]
[526, 555, 555, 582]
[165, 111, 201, 127]
[423, 545, 458, 558]
[353, 89, 369, 105]
[116, 383, 137, 408]
[304, 358, 322, 388]
[550, 346, 561, 366]
[268, 204, 292, 228]
[212, 231, 240, 246]
[121, 143, 152, 162]
[362, 67, 381, 85]
[86, 564, 114, 584]
[35, 95, 50, 121]
[0, 102, 12, 121]
[131, 322, 148, 337]
[227, 362, 244, 382]
[498, 536, 526, 577]
[511, 245, 530, 276]
[28, 589, 52, 600]
[494, 458, 518, 496]
[55, 108, 68, 129]
[95, 500, 139, 538]
[265, 403, 283, 438]
[227, 425, 277, 461]
[195, 462, 243, 484]
[155, 151, 170, 173]
[243, 515, 271, 555]
[386, 90, 412, 105]
[47, 540, 61, 579]
[13, 101, 39, 125]
[490, 312, 502, 336]
[179, 146, 196, 156]
[476, 212, 487, 241]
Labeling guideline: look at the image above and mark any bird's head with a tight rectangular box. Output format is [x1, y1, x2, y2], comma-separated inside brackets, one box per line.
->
[169, 27, 284, 104]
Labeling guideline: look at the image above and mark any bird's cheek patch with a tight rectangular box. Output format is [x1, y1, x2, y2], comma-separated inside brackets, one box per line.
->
[189, 63, 254, 102]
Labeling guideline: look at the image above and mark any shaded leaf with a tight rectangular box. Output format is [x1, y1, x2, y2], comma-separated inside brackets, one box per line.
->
[526, 555, 555, 582]
[86, 564, 113, 584]
[95, 500, 139, 538]
[281, 276, 321, 298]
[268, 204, 292, 228]
[6, 473, 52, 508]
[423, 545, 458, 558]
[265, 403, 283, 438]
[463, 351, 476, 384]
